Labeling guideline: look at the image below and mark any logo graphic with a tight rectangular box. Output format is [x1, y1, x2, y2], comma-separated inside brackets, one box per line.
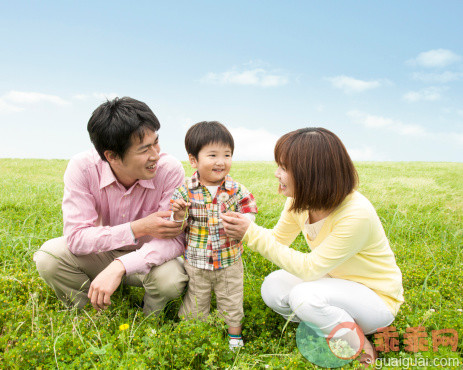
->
[297, 321, 460, 368]
[327, 322, 365, 360]
[296, 321, 364, 368]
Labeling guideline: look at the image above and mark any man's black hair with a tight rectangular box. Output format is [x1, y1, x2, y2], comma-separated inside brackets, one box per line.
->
[87, 97, 160, 161]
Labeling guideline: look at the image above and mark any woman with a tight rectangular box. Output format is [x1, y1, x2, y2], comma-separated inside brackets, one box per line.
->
[221, 127, 403, 364]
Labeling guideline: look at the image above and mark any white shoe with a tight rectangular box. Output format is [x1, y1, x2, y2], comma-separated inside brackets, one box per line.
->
[229, 338, 244, 351]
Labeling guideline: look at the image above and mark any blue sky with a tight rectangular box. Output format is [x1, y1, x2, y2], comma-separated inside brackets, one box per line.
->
[0, 1, 462, 161]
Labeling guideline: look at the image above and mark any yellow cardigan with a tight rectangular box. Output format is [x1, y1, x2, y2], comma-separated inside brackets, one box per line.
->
[243, 191, 404, 315]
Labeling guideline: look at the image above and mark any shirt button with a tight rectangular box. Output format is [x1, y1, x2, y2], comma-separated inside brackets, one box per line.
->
[122, 214, 126, 217]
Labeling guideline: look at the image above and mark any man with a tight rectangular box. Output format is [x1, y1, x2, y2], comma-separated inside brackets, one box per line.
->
[34, 97, 188, 316]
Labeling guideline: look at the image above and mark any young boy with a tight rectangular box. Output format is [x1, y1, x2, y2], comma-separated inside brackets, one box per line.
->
[171, 121, 258, 350]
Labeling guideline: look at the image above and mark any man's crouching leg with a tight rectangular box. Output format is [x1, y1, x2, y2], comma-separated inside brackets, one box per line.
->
[141, 258, 189, 316]
[33, 237, 91, 308]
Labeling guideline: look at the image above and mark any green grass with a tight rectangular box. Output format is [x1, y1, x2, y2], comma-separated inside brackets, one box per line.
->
[1, 159, 462, 369]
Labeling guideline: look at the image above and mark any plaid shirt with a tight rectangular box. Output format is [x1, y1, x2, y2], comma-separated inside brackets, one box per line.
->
[172, 172, 258, 270]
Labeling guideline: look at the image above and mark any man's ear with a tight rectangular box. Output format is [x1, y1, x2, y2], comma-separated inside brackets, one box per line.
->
[104, 150, 120, 164]
[188, 154, 198, 168]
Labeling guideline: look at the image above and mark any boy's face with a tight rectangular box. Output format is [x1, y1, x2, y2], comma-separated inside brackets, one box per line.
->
[189, 142, 232, 186]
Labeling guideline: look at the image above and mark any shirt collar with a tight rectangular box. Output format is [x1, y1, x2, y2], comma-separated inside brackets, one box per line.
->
[188, 171, 233, 191]
[138, 179, 155, 189]
[223, 175, 233, 190]
[99, 161, 155, 190]
[188, 172, 201, 189]
[99, 161, 118, 189]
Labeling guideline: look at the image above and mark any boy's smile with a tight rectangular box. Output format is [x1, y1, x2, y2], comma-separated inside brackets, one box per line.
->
[189, 143, 233, 186]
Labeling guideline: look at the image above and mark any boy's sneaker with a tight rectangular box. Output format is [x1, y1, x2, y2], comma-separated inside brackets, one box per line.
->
[229, 338, 244, 351]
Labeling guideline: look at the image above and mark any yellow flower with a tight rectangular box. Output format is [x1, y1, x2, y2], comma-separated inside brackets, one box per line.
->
[119, 323, 129, 331]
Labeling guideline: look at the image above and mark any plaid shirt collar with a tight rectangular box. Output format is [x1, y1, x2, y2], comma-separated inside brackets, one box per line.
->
[188, 171, 234, 191]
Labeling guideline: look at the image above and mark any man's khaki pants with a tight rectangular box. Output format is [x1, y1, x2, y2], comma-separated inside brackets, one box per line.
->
[34, 237, 189, 316]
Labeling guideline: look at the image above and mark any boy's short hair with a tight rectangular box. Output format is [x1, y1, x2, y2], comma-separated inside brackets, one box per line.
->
[274, 127, 358, 212]
[87, 97, 160, 161]
[185, 121, 234, 158]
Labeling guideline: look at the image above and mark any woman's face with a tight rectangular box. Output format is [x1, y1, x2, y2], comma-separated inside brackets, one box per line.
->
[275, 166, 294, 197]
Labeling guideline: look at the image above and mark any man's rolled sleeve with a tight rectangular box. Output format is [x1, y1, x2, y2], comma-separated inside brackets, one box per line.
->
[118, 234, 186, 275]
[117, 157, 186, 275]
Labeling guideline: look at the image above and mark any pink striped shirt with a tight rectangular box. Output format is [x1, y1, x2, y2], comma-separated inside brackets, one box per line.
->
[62, 149, 185, 275]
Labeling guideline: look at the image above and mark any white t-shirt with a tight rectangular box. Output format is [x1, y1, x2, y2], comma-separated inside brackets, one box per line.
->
[205, 185, 219, 198]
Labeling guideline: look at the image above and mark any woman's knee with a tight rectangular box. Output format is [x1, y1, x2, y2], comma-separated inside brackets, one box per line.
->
[261, 270, 295, 310]
[288, 282, 326, 315]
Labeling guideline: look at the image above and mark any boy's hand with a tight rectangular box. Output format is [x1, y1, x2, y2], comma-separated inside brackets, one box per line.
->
[171, 199, 191, 222]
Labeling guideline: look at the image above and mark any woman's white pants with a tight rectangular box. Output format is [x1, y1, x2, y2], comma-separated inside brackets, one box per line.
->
[261, 270, 394, 336]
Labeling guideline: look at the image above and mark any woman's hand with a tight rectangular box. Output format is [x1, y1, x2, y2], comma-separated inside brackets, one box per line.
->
[221, 211, 251, 240]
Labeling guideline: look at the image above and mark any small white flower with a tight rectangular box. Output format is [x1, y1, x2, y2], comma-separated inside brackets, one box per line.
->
[329, 338, 356, 359]
[429, 308, 435, 312]
[218, 192, 229, 203]
[457, 309, 463, 313]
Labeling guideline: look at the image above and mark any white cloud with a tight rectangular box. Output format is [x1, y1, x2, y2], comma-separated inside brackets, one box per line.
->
[0, 91, 69, 114]
[73, 94, 88, 100]
[348, 110, 427, 136]
[73, 92, 119, 101]
[3, 91, 69, 106]
[348, 110, 463, 144]
[229, 127, 279, 160]
[201, 67, 288, 87]
[403, 87, 446, 102]
[0, 98, 23, 113]
[347, 146, 377, 161]
[407, 49, 461, 68]
[412, 71, 463, 83]
[327, 75, 383, 93]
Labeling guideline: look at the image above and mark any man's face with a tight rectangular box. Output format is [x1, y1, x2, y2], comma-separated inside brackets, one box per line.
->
[110, 129, 160, 188]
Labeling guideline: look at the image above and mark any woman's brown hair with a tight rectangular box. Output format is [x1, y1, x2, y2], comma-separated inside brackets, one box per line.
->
[274, 127, 358, 212]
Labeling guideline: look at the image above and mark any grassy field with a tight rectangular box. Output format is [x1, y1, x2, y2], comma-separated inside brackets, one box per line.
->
[0, 159, 462, 369]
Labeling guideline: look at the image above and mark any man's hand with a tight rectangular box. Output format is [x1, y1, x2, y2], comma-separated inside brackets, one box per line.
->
[131, 211, 184, 239]
[88, 260, 126, 311]
[171, 199, 191, 221]
[221, 211, 252, 241]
